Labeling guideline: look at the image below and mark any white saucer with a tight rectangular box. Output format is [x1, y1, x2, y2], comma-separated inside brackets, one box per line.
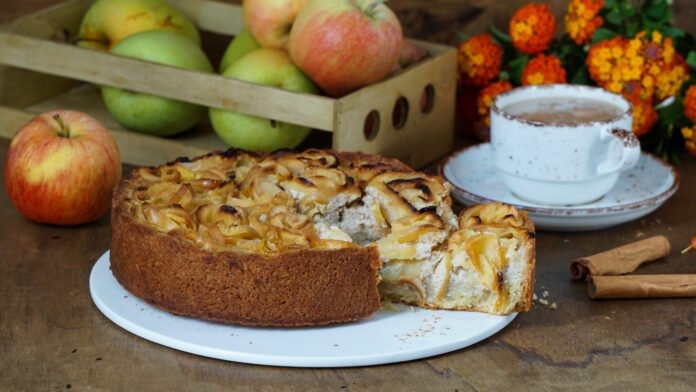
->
[439, 143, 679, 231]
[90, 251, 516, 367]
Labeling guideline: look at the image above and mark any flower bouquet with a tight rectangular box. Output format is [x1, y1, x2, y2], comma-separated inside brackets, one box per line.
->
[457, 0, 696, 161]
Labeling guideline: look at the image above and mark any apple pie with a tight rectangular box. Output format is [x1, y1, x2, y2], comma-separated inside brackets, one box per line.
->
[110, 149, 535, 327]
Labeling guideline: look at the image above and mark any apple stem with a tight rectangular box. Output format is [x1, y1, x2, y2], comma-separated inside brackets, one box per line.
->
[53, 114, 70, 138]
[364, 0, 388, 15]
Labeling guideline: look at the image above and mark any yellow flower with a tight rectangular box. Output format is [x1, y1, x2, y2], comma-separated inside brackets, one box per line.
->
[682, 126, 696, 157]
[625, 94, 657, 137]
[565, 0, 604, 45]
[657, 56, 689, 100]
[588, 31, 688, 101]
[587, 37, 642, 95]
[633, 31, 688, 100]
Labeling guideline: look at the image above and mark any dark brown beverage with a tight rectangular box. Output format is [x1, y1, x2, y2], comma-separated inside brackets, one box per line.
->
[503, 97, 624, 124]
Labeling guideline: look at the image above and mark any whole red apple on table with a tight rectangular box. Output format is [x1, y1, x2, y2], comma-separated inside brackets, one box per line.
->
[243, 0, 309, 49]
[3, 111, 122, 225]
[288, 0, 403, 97]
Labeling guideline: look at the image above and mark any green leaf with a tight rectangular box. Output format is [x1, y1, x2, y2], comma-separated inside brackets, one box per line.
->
[661, 26, 685, 39]
[570, 68, 591, 85]
[489, 25, 511, 44]
[618, 1, 636, 17]
[686, 51, 696, 69]
[605, 11, 623, 26]
[664, 10, 674, 23]
[488, 25, 518, 64]
[508, 55, 529, 86]
[604, 0, 617, 8]
[456, 31, 470, 42]
[645, 1, 668, 21]
[499, 71, 510, 81]
[657, 97, 684, 127]
[592, 28, 619, 43]
[626, 22, 641, 37]
[675, 31, 696, 57]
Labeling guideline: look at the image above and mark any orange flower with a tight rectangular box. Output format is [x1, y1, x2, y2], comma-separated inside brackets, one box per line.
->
[684, 85, 696, 123]
[522, 54, 567, 85]
[625, 94, 657, 137]
[477, 80, 513, 128]
[634, 31, 689, 101]
[682, 126, 696, 157]
[510, 3, 557, 54]
[565, 0, 604, 45]
[587, 31, 687, 102]
[458, 34, 503, 86]
[587, 37, 643, 96]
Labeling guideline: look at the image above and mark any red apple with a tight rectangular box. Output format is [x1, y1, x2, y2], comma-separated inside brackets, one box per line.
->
[398, 39, 428, 68]
[288, 0, 403, 97]
[390, 39, 429, 74]
[243, 0, 309, 49]
[4, 111, 122, 225]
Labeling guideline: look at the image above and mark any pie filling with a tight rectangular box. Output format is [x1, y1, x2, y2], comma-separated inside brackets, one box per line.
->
[122, 149, 535, 315]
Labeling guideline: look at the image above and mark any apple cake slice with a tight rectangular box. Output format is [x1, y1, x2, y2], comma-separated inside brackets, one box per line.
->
[110, 149, 535, 327]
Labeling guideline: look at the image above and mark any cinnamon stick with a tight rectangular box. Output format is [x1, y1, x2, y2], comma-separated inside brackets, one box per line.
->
[570, 236, 671, 280]
[588, 275, 696, 299]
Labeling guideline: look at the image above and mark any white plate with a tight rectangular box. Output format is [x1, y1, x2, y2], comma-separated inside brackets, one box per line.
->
[439, 143, 679, 231]
[90, 251, 516, 367]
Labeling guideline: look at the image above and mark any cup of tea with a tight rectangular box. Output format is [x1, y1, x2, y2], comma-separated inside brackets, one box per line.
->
[490, 84, 639, 206]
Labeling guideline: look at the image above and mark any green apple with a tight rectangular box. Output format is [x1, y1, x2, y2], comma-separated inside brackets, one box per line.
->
[78, 0, 201, 50]
[101, 30, 213, 136]
[219, 29, 261, 73]
[209, 49, 319, 151]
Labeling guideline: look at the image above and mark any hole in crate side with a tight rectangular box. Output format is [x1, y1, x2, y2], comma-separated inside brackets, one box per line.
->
[392, 97, 409, 130]
[363, 110, 381, 141]
[420, 84, 436, 114]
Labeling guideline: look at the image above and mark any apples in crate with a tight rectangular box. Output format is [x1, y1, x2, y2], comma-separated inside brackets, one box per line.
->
[288, 0, 403, 97]
[100, 30, 213, 136]
[219, 30, 260, 73]
[210, 49, 319, 151]
[78, 0, 201, 50]
[244, 0, 309, 50]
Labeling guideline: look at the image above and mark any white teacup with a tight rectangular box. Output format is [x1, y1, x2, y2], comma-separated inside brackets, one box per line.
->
[490, 84, 639, 206]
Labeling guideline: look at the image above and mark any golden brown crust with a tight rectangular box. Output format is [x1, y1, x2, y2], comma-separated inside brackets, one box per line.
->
[111, 184, 382, 327]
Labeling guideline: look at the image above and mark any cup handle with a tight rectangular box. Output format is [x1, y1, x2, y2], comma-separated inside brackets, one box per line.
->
[597, 128, 641, 175]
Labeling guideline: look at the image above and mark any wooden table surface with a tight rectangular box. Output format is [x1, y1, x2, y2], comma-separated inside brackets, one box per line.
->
[2, 144, 695, 391]
[2, 1, 696, 391]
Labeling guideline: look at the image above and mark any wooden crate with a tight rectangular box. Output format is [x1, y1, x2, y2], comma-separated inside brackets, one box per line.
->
[0, 0, 456, 168]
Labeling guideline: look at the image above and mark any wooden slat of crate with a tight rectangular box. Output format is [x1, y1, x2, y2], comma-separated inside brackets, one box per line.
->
[0, 105, 210, 166]
[0, 0, 92, 108]
[166, 0, 243, 36]
[0, 0, 457, 169]
[0, 31, 337, 131]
